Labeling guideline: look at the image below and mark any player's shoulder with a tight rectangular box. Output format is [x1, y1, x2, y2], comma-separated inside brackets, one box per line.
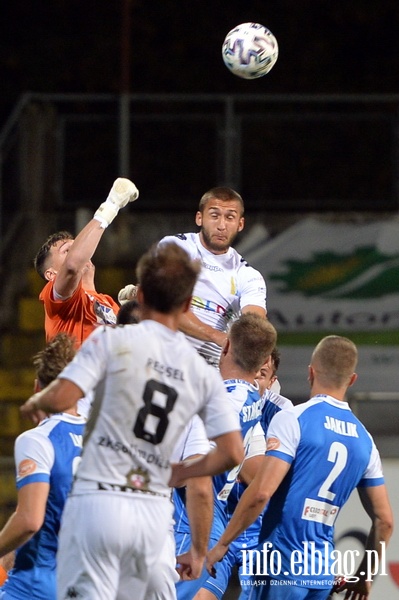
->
[15, 419, 56, 452]
[159, 232, 197, 250]
[264, 390, 294, 411]
[231, 247, 264, 277]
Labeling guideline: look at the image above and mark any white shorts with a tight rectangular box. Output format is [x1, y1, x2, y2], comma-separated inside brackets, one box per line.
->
[144, 530, 179, 600]
[57, 492, 174, 600]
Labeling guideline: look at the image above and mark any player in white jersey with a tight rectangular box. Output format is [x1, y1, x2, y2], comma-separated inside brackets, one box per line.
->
[119, 187, 267, 367]
[114, 285, 214, 599]
[0, 334, 86, 600]
[205, 335, 393, 600]
[21, 242, 244, 600]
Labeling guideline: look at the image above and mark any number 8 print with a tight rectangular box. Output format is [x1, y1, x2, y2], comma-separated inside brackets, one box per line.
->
[133, 379, 178, 444]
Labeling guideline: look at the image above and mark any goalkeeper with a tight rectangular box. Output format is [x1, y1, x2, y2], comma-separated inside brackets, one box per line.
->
[33, 178, 139, 346]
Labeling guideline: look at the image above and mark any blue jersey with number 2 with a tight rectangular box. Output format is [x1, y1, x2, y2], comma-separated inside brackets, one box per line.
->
[258, 395, 384, 589]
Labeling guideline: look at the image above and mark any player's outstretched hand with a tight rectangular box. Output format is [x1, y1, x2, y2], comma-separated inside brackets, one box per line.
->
[108, 177, 139, 208]
[118, 284, 139, 305]
[176, 549, 205, 581]
[205, 541, 229, 577]
[329, 575, 371, 599]
[20, 394, 49, 424]
[94, 178, 139, 228]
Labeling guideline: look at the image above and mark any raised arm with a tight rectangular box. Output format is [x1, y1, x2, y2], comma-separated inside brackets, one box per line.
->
[20, 378, 83, 424]
[54, 178, 138, 299]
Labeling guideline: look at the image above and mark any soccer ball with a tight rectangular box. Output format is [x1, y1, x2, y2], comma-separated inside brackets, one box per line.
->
[222, 22, 279, 80]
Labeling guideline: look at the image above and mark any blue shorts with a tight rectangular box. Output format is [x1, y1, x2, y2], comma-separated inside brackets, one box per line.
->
[201, 536, 259, 600]
[175, 531, 219, 600]
[245, 577, 332, 600]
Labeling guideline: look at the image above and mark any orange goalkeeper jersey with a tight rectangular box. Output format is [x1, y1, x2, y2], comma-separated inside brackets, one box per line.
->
[39, 279, 119, 346]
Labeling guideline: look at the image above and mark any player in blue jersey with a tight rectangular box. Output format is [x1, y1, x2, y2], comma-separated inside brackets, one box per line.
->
[206, 335, 393, 600]
[0, 333, 86, 600]
[174, 312, 277, 600]
[193, 348, 293, 600]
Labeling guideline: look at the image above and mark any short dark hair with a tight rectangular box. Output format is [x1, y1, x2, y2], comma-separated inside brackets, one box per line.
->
[270, 347, 281, 375]
[32, 333, 76, 388]
[136, 243, 201, 313]
[116, 300, 141, 325]
[198, 187, 244, 216]
[229, 313, 277, 373]
[34, 231, 74, 279]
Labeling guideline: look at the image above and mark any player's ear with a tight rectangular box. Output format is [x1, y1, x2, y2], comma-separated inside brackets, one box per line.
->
[222, 337, 230, 356]
[136, 286, 144, 305]
[348, 373, 358, 388]
[182, 296, 192, 313]
[44, 268, 57, 282]
[195, 211, 202, 227]
[238, 216, 245, 232]
[307, 365, 314, 386]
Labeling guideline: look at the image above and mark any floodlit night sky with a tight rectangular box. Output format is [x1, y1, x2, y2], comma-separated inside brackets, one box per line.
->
[1, 0, 399, 122]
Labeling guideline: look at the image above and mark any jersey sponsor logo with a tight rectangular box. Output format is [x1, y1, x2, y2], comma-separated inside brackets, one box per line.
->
[18, 458, 37, 477]
[145, 358, 185, 381]
[242, 398, 263, 422]
[302, 498, 339, 526]
[90, 297, 117, 325]
[191, 295, 234, 319]
[69, 433, 83, 447]
[98, 435, 170, 469]
[324, 416, 359, 438]
[202, 262, 223, 273]
[266, 437, 280, 451]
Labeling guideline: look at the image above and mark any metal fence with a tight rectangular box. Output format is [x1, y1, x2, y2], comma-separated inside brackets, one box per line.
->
[2, 92, 399, 249]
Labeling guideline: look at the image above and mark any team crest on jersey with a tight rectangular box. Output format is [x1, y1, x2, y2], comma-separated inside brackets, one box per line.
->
[126, 467, 150, 490]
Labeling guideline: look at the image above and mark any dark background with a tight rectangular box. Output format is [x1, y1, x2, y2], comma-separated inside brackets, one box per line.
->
[2, 1, 399, 216]
[1, 1, 399, 120]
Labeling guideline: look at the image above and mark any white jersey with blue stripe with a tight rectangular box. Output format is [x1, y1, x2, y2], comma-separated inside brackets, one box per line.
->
[260, 394, 384, 589]
[1, 414, 85, 600]
[159, 233, 267, 365]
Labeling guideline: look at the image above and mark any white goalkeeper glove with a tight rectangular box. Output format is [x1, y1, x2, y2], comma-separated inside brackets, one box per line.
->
[94, 178, 139, 228]
[118, 284, 139, 305]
